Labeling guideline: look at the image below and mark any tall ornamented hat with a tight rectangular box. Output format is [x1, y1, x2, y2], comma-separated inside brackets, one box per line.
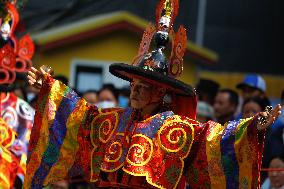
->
[0, 0, 35, 87]
[109, 0, 194, 97]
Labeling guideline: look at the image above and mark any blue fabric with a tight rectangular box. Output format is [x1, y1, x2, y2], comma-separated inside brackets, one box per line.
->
[31, 92, 79, 189]
[220, 120, 240, 189]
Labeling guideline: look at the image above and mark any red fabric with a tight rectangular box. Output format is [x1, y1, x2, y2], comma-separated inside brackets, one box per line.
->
[0, 3, 35, 84]
[0, 148, 19, 188]
[176, 175, 186, 189]
[0, 118, 19, 188]
[6, 3, 19, 34]
[185, 123, 212, 188]
[248, 118, 265, 189]
[171, 92, 197, 119]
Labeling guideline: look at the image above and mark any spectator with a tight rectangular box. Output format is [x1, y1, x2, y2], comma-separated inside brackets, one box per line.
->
[97, 84, 119, 108]
[262, 124, 284, 182]
[196, 78, 220, 106]
[82, 90, 98, 105]
[236, 74, 266, 100]
[242, 97, 268, 119]
[196, 101, 214, 123]
[261, 152, 284, 189]
[118, 86, 130, 108]
[25, 85, 40, 104]
[213, 89, 239, 125]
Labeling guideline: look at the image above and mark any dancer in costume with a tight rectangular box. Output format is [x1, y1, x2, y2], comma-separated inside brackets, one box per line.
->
[0, 0, 35, 188]
[25, 0, 281, 188]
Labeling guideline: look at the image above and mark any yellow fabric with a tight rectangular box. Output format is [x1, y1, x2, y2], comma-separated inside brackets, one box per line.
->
[205, 122, 227, 189]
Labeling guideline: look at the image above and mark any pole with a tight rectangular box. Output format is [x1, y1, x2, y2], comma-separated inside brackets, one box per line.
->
[196, 0, 207, 46]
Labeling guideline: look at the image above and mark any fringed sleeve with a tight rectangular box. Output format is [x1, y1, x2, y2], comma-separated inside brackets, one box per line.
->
[24, 75, 98, 189]
[186, 117, 265, 189]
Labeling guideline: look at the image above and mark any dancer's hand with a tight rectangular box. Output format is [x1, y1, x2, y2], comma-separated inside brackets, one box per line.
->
[27, 66, 48, 89]
[257, 104, 282, 130]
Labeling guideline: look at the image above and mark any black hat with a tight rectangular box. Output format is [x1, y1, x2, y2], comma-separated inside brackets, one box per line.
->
[109, 0, 194, 97]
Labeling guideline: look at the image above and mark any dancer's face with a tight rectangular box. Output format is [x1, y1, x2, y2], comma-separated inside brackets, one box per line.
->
[130, 78, 164, 109]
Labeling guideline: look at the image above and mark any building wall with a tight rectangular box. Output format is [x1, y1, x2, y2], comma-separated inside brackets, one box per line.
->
[199, 71, 284, 98]
[33, 31, 140, 77]
[33, 30, 197, 87]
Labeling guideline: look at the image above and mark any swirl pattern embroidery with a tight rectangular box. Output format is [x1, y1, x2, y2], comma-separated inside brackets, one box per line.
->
[126, 134, 154, 167]
[90, 111, 119, 181]
[123, 115, 195, 189]
[101, 132, 128, 173]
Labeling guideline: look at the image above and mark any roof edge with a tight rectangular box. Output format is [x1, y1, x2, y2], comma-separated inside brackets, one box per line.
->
[31, 11, 218, 63]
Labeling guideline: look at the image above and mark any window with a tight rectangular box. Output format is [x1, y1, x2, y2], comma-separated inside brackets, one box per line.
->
[75, 65, 103, 93]
[70, 59, 128, 94]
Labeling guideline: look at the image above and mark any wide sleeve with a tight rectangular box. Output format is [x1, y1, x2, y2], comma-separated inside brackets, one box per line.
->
[185, 117, 265, 189]
[24, 75, 99, 189]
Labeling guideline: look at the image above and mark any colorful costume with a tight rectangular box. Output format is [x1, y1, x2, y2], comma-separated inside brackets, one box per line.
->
[0, 1, 35, 188]
[25, 76, 265, 189]
[1, 92, 34, 161]
[0, 118, 18, 189]
[24, 0, 265, 188]
[0, 0, 34, 85]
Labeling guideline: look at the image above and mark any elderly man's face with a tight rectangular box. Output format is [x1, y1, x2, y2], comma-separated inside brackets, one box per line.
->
[130, 78, 164, 109]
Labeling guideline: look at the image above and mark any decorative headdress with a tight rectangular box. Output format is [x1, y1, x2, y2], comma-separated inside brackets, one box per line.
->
[109, 0, 193, 96]
[0, 0, 34, 85]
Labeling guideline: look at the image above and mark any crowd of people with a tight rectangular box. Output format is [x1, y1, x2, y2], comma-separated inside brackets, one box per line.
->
[196, 74, 284, 189]
[1, 72, 283, 189]
[1, 0, 283, 189]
